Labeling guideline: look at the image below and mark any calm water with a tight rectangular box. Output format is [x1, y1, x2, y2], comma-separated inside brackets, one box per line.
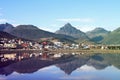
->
[0, 52, 120, 80]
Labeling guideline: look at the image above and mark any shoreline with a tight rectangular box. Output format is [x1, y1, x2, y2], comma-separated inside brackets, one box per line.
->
[1, 49, 120, 54]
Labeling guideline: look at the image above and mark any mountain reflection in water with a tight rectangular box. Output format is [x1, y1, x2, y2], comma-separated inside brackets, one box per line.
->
[0, 52, 120, 80]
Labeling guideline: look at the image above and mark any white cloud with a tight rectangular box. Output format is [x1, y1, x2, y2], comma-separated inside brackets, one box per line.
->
[56, 18, 94, 23]
[37, 23, 97, 32]
[38, 24, 62, 32]
[39, 24, 97, 32]
[39, 27, 54, 32]
[49, 24, 58, 27]
[0, 19, 15, 23]
[76, 25, 97, 32]
[39, 66, 54, 72]
[0, 19, 8, 23]
[12, 24, 20, 27]
[59, 75, 107, 80]
[77, 65, 96, 71]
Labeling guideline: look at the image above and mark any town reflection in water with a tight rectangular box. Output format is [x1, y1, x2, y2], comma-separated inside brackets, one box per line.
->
[0, 52, 120, 80]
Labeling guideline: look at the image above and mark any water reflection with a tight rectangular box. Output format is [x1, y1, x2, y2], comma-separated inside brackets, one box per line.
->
[0, 52, 76, 76]
[0, 52, 120, 80]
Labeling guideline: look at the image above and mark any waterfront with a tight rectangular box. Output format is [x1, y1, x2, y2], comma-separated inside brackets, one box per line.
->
[0, 52, 120, 80]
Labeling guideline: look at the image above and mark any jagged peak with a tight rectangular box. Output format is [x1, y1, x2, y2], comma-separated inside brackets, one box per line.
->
[60, 23, 78, 31]
[60, 23, 74, 29]
[64, 23, 72, 26]
[55, 23, 88, 39]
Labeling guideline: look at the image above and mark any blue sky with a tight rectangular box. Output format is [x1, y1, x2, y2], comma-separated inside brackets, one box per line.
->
[0, 0, 120, 32]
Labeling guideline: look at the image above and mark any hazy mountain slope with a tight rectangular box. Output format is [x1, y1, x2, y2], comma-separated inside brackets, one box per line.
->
[86, 28, 110, 43]
[102, 27, 120, 44]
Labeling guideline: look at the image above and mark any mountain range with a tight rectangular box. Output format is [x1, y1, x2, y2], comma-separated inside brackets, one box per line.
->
[0, 22, 120, 44]
[0, 23, 75, 43]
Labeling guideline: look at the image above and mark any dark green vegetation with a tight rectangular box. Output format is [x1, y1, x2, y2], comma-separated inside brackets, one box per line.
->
[0, 23, 120, 44]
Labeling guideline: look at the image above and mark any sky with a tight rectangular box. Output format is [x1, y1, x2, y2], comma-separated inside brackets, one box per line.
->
[0, 0, 120, 32]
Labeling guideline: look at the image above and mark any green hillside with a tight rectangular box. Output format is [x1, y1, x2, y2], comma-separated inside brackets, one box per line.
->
[102, 27, 120, 44]
[86, 28, 110, 43]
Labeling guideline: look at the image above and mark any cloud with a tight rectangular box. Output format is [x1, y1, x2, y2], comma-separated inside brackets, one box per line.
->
[56, 18, 94, 23]
[40, 23, 97, 32]
[59, 75, 107, 80]
[49, 24, 58, 27]
[76, 25, 97, 32]
[39, 66, 55, 71]
[39, 27, 54, 32]
[12, 24, 20, 27]
[0, 19, 8, 23]
[38, 24, 62, 32]
[0, 19, 15, 23]
[77, 65, 96, 71]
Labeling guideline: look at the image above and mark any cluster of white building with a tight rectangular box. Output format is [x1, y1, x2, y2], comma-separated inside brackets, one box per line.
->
[0, 37, 94, 51]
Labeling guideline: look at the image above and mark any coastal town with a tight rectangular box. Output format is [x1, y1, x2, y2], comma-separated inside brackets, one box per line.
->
[1, 36, 120, 67]
[0, 37, 105, 51]
[0, 37, 90, 50]
[1, 37, 120, 51]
